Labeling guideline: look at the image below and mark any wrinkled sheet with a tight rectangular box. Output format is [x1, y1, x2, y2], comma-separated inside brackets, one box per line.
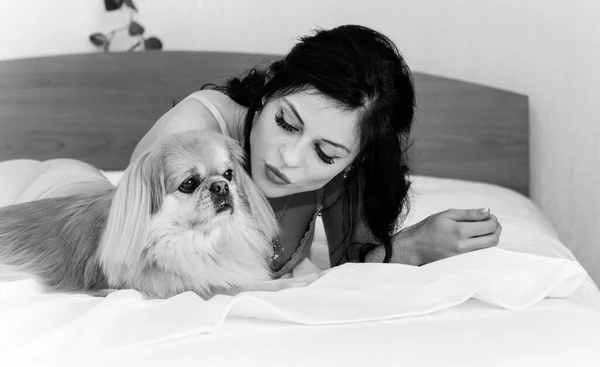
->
[0, 247, 590, 363]
[1, 168, 599, 366]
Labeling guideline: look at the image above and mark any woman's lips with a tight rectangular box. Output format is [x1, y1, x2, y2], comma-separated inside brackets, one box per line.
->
[264, 163, 291, 185]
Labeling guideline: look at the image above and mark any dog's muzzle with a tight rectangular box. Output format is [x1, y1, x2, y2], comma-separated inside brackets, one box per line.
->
[210, 180, 233, 213]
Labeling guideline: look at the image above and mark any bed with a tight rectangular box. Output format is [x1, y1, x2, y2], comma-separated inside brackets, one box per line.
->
[1, 52, 599, 366]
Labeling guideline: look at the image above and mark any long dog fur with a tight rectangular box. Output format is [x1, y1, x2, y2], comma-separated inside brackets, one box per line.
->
[0, 130, 303, 299]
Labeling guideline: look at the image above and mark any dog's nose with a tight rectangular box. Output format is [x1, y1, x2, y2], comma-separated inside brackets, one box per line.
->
[209, 181, 229, 197]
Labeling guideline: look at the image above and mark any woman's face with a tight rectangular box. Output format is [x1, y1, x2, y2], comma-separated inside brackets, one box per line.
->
[250, 89, 359, 198]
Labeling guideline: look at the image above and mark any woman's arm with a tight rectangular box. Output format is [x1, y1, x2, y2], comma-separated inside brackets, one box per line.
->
[130, 93, 226, 164]
[322, 180, 502, 266]
[321, 185, 421, 267]
[320, 175, 380, 266]
[373, 208, 502, 265]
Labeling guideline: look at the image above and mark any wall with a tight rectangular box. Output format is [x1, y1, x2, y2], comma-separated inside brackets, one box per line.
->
[1, 0, 599, 284]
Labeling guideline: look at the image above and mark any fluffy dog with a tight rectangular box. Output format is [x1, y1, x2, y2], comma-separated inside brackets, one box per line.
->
[0, 130, 310, 299]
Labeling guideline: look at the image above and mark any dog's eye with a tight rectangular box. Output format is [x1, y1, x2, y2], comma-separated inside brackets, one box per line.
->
[223, 169, 233, 182]
[178, 177, 199, 194]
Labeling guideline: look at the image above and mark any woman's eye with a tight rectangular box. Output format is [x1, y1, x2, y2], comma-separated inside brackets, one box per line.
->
[315, 144, 335, 165]
[178, 177, 199, 194]
[275, 109, 298, 132]
[223, 169, 233, 181]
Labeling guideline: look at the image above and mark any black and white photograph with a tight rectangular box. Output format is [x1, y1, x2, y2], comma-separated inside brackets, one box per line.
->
[1, 1, 599, 366]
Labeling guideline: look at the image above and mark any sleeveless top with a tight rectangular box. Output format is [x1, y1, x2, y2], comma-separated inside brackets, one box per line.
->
[184, 93, 329, 277]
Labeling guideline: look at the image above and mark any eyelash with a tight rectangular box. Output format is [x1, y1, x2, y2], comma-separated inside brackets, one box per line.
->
[274, 109, 335, 165]
[274, 111, 297, 132]
[314, 144, 335, 164]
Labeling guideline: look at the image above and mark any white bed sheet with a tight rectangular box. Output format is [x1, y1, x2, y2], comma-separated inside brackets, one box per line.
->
[3, 172, 600, 366]
[80, 299, 600, 367]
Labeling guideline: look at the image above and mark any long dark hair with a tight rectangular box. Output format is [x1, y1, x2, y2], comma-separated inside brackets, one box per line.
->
[209, 25, 414, 263]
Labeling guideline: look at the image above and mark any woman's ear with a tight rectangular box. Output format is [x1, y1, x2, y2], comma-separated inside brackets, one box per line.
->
[98, 150, 165, 285]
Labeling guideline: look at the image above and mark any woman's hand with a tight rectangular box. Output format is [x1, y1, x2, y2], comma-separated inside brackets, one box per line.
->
[392, 208, 502, 266]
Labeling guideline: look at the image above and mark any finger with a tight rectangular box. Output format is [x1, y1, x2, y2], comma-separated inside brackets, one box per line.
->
[444, 207, 491, 222]
[460, 215, 499, 238]
[460, 234, 499, 252]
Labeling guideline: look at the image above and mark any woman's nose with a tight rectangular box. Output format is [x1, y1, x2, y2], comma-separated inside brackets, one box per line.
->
[280, 142, 302, 167]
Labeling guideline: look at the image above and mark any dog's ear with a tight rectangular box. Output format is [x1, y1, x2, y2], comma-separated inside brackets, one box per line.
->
[99, 150, 165, 284]
[227, 139, 279, 242]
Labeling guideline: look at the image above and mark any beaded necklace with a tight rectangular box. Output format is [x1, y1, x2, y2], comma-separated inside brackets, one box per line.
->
[271, 195, 292, 263]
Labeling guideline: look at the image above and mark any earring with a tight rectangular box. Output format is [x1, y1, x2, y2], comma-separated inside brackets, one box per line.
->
[342, 166, 352, 179]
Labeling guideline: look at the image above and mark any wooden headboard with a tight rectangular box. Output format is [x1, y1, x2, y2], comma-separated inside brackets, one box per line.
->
[0, 52, 528, 196]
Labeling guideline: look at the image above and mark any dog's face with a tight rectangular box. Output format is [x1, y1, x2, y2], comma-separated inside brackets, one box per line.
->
[99, 130, 279, 293]
[157, 132, 246, 232]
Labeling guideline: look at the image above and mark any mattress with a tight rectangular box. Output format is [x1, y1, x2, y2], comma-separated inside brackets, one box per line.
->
[2, 172, 600, 366]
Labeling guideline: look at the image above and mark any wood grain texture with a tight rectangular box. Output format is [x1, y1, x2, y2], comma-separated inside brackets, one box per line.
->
[411, 74, 529, 195]
[0, 52, 528, 195]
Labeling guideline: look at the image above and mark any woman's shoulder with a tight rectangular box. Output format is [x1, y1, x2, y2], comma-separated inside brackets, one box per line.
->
[185, 90, 247, 142]
[131, 90, 245, 162]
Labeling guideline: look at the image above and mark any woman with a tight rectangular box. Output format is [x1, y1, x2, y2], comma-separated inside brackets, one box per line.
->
[131, 25, 501, 276]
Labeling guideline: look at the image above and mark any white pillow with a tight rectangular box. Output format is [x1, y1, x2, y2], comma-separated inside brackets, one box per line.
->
[403, 175, 572, 260]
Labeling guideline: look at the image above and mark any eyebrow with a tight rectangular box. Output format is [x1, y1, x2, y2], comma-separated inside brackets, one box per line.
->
[282, 98, 351, 154]
[322, 138, 351, 154]
[282, 98, 306, 127]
